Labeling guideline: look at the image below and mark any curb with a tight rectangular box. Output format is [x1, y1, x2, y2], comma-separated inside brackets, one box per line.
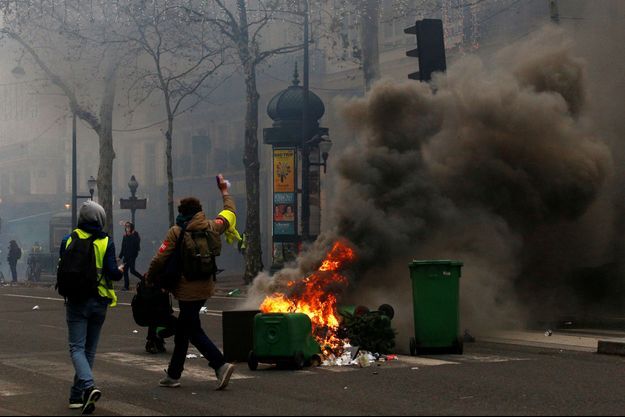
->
[597, 340, 625, 357]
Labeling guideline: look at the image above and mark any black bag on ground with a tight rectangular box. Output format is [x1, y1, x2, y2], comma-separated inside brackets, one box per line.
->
[132, 281, 174, 327]
[56, 232, 99, 301]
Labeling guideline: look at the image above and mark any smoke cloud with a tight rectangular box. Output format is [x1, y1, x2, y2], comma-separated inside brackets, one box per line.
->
[250, 26, 616, 342]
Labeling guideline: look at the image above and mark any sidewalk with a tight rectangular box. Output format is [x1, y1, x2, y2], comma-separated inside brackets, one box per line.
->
[479, 329, 625, 354]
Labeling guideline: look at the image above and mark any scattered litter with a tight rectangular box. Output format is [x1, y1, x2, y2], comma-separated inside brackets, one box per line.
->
[373, 371, 378, 375]
[411, 367, 419, 371]
[343, 386, 348, 390]
[133, 330, 139, 334]
[227, 289, 241, 297]
[322, 343, 400, 368]
[199, 307, 209, 315]
[32, 305, 40, 310]
[191, 392, 197, 396]
[564, 321, 573, 326]
[356, 352, 375, 368]
[186, 354, 199, 359]
[544, 329, 553, 337]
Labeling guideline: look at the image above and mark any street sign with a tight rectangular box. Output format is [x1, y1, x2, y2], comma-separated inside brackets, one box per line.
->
[120, 198, 147, 210]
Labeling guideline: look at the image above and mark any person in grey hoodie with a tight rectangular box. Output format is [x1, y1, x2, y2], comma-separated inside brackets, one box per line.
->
[60, 201, 124, 414]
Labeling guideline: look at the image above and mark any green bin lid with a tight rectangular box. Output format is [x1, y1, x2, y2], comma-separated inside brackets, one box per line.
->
[409, 260, 463, 267]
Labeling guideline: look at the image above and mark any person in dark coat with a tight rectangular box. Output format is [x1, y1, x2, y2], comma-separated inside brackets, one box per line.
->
[119, 222, 142, 291]
[7, 240, 21, 284]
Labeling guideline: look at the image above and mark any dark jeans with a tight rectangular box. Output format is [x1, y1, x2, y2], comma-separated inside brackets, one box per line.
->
[123, 257, 143, 290]
[167, 300, 225, 379]
[66, 297, 109, 400]
[8, 260, 17, 282]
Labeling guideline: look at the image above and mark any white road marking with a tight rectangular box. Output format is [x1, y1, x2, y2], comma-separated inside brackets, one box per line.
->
[99, 352, 253, 382]
[0, 293, 223, 316]
[2, 357, 136, 385]
[0, 381, 29, 397]
[457, 354, 531, 363]
[395, 356, 459, 366]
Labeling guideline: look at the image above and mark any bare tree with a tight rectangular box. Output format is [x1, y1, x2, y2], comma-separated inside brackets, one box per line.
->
[0, 1, 130, 235]
[188, 0, 303, 284]
[121, 3, 227, 227]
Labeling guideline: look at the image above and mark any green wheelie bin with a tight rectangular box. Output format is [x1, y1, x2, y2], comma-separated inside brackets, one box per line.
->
[408, 260, 463, 355]
[248, 313, 322, 370]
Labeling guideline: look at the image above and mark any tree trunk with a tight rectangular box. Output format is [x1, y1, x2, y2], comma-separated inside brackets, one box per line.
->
[360, 0, 381, 92]
[242, 61, 263, 284]
[236, 0, 263, 284]
[166, 117, 175, 227]
[97, 64, 118, 237]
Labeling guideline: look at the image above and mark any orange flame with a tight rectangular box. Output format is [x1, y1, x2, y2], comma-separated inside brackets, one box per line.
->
[260, 241, 355, 355]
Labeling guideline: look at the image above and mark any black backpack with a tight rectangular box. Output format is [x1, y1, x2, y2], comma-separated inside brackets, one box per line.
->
[181, 229, 220, 282]
[132, 280, 174, 327]
[56, 232, 99, 301]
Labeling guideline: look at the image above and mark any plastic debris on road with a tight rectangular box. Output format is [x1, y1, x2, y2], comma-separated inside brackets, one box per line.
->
[186, 354, 200, 359]
[544, 329, 553, 337]
[227, 289, 241, 297]
[32, 305, 40, 310]
[321, 343, 399, 368]
[133, 330, 139, 334]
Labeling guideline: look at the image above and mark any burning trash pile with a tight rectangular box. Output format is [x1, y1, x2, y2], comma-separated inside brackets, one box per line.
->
[258, 241, 398, 366]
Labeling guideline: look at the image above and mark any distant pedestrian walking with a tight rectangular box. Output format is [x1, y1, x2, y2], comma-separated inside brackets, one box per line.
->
[119, 222, 142, 291]
[145, 174, 240, 391]
[56, 201, 124, 414]
[7, 240, 21, 284]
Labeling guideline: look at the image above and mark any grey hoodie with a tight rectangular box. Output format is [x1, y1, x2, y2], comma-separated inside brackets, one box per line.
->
[78, 200, 106, 229]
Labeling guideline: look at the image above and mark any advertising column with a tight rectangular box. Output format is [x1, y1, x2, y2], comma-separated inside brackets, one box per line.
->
[272, 148, 298, 268]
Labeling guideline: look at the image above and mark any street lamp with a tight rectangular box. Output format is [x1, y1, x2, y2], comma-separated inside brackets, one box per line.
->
[316, 135, 333, 174]
[87, 176, 97, 200]
[120, 175, 147, 226]
[128, 175, 138, 198]
[302, 134, 332, 241]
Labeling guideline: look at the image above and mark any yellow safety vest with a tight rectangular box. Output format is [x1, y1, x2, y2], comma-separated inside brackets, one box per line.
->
[66, 229, 118, 307]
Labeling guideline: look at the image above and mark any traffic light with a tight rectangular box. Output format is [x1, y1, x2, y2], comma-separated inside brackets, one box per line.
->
[404, 19, 447, 82]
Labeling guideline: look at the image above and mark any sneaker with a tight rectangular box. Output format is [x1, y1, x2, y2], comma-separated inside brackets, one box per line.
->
[215, 363, 235, 390]
[145, 340, 159, 354]
[69, 399, 83, 410]
[81, 386, 101, 415]
[159, 371, 180, 388]
[155, 338, 167, 354]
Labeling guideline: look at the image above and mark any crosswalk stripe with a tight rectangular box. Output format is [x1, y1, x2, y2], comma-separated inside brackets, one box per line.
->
[99, 352, 254, 381]
[0, 380, 29, 397]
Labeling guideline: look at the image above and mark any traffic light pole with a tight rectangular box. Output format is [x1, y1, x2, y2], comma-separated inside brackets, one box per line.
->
[301, 0, 311, 242]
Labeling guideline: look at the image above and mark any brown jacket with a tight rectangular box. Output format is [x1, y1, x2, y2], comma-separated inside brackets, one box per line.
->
[147, 194, 235, 301]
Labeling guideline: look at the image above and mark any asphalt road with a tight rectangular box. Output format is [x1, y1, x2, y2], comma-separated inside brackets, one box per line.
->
[1, 286, 625, 416]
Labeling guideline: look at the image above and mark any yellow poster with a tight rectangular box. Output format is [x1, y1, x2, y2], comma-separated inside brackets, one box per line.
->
[273, 149, 295, 193]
